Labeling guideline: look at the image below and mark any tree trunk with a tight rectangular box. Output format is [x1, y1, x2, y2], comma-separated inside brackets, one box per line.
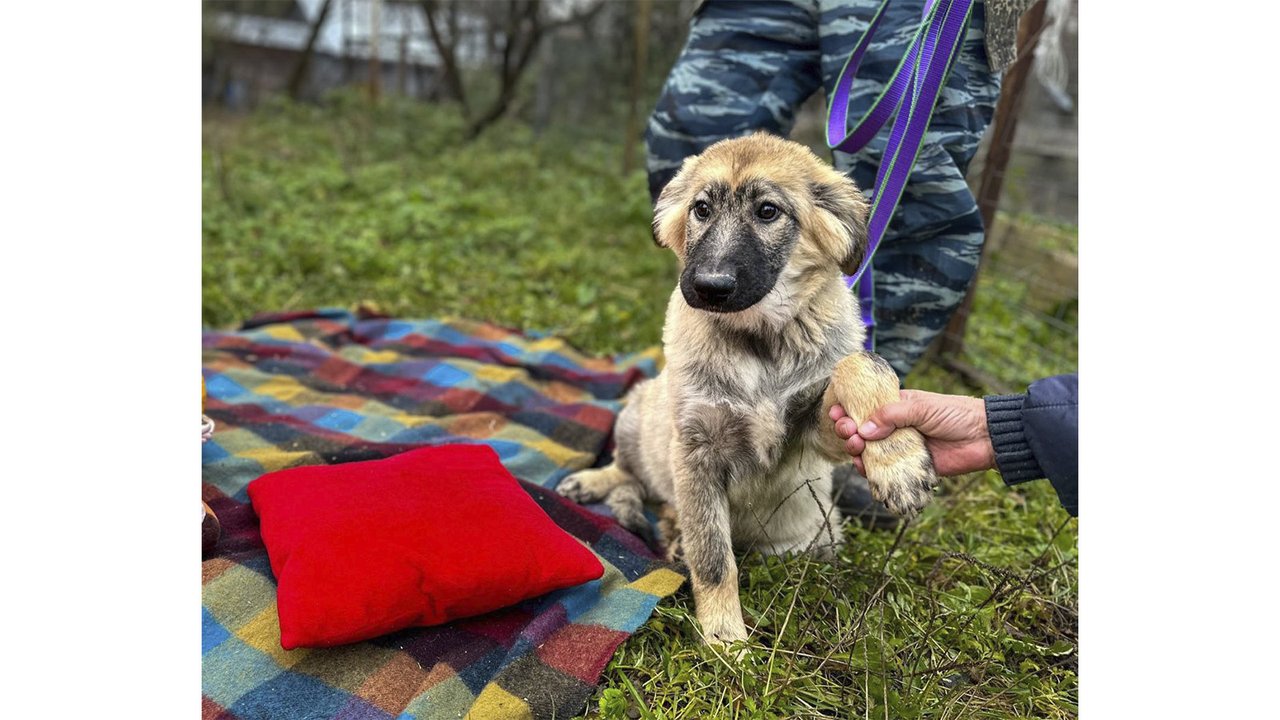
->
[368, 0, 382, 104]
[622, 0, 653, 175]
[397, 33, 408, 96]
[287, 0, 335, 100]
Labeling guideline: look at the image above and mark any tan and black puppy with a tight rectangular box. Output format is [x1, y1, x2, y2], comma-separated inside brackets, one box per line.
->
[558, 133, 937, 645]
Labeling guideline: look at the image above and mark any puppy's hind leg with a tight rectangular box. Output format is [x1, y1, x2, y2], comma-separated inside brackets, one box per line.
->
[823, 351, 938, 518]
[604, 479, 657, 547]
[557, 464, 655, 545]
[558, 464, 628, 503]
[656, 502, 683, 563]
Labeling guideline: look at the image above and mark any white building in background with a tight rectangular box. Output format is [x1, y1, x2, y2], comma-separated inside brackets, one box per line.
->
[203, 0, 486, 106]
[204, 0, 604, 107]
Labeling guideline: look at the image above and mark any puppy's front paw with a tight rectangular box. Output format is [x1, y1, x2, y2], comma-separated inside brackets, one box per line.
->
[865, 427, 937, 519]
[700, 615, 749, 647]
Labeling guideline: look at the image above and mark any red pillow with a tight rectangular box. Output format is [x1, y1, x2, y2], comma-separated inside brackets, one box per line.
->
[247, 445, 604, 649]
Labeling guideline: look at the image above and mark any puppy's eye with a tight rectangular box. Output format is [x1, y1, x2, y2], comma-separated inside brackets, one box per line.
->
[692, 201, 711, 221]
[757, 203, 780, 222]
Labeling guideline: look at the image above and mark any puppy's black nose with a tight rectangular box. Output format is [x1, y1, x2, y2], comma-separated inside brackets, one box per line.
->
[693, 272, 736, 304]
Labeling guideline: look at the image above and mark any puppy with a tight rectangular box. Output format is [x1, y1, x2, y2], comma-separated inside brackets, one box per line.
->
[558, 133, 937, 645]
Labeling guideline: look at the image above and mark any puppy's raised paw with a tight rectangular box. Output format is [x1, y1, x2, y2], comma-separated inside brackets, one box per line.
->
[863, 429, 937, 519]
[826, 351, 939, 518]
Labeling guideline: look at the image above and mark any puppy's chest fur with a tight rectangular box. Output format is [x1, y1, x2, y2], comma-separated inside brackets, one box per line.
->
[669, 313, 853, 483]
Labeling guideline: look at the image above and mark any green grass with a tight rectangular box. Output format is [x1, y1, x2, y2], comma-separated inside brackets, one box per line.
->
[204, 95, 1078, 719]
[203, 93, 674, 354]
[595, 490, 1076, 719]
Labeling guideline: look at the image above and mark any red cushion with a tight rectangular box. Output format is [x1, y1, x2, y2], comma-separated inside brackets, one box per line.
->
[247, 445, 604, 649]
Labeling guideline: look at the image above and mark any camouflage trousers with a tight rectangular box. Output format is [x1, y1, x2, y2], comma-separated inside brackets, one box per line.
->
[646, 0, 1002, 378]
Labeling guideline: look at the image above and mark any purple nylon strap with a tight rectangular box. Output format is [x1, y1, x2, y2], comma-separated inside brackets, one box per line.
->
[826, 0, 975, 350]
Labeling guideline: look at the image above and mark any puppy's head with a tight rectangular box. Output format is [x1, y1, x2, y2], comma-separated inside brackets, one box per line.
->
[652, 133, 869, 316]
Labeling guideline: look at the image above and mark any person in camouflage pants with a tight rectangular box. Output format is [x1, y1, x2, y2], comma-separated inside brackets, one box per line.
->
[646, 0, 1005, 379]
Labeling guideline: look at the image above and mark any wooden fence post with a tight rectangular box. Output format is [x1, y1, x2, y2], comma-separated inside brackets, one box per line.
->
[936, 0, 1049, 366]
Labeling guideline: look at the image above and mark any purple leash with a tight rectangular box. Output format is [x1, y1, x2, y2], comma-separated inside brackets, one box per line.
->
[826, 0, 975, 350]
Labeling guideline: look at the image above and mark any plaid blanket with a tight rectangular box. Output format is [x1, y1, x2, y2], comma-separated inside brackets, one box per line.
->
[202, 309, 684, 720]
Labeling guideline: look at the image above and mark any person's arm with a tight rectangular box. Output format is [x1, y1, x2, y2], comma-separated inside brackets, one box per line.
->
[984, 373, 1077, 515]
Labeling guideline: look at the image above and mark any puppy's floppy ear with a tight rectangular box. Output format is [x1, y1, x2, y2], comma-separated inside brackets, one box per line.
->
[809, 174, 870, 276]
[651, 156, 698, 253]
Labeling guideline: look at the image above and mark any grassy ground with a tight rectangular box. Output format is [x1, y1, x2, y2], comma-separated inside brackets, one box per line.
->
[203, 95, 672, 354]
[204, 97, 1078, 719]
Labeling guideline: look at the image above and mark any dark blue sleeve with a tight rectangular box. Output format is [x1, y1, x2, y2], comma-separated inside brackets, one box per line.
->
[984, 374, 1078, 516]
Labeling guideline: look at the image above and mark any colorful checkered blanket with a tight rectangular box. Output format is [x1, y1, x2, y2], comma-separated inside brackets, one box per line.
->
[202, 309, 684, 720]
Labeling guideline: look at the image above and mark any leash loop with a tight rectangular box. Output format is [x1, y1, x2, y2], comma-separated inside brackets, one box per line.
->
[827, 0, 976, 350]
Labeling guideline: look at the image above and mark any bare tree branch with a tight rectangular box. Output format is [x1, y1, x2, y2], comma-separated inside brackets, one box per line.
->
[465, 0, 603, 140]
[422, 0, 470, 112]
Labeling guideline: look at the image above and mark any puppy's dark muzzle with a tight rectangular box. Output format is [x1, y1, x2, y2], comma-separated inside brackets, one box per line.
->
[681, 263, 770, 313]
[692, 272, 737, 306]
[680, 227, 779, 312]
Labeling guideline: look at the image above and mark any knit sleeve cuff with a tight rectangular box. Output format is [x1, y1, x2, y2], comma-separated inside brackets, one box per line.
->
[984, 393, 1044, 486]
